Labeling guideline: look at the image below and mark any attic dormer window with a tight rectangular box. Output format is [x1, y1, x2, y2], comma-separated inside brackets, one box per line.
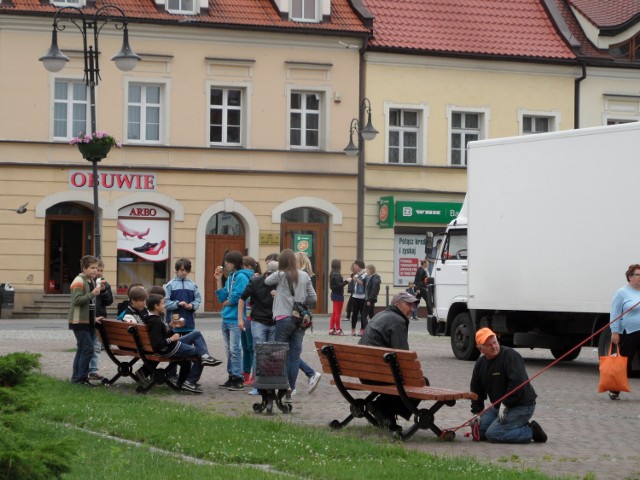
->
[291, 0, 319, 22]
[610, 34, 640, 62]
[52, 0, 83, 6]
[167, 0, 196, 15]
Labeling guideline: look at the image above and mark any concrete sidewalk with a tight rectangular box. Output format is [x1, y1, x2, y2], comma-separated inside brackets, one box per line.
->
[1, 316, 638, 480]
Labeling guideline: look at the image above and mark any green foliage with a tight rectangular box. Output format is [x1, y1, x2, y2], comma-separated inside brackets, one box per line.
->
[0, 353, 73, 480]
[0, 352, 40, 387]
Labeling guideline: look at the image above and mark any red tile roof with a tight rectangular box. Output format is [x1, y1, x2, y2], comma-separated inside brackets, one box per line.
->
[568, 0, 640, 29]
[363, 0, 576, 60]
[1, 0, 370, 34]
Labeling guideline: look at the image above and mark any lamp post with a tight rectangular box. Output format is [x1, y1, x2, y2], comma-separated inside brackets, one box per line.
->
[40, 5, 140, 258]
[344, 98, 378, 260]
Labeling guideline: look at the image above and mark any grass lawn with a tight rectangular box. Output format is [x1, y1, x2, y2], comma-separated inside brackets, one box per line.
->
[17, 375, 562, 480]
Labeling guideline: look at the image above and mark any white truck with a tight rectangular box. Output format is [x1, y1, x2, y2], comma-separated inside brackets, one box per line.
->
[428, 122, 640, 372]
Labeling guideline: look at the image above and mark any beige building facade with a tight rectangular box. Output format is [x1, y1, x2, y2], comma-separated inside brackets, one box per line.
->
[0, 6, 369, 314]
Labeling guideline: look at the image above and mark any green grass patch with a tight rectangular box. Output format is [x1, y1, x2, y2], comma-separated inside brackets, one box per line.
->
[19, 374, 563, 480]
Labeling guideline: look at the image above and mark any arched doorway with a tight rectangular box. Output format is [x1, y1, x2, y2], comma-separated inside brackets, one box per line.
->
[205, 212, 246, 312]
[45, 202, 94, 294]
[281, 207, 328, 313]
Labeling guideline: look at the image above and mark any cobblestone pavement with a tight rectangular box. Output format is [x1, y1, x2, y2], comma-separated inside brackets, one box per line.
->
[2, 316, 639, 480]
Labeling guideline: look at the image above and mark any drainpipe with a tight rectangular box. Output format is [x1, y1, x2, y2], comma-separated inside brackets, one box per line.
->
[574, 62, 587, 129]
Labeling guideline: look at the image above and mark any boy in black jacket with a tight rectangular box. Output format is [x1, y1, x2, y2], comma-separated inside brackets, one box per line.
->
[144, 294, 222, 393]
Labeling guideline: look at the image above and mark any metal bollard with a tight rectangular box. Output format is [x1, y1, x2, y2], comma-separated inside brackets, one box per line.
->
[385, 285, 390, 307]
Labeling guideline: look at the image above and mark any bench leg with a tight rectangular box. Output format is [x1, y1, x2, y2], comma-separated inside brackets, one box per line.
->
[395, 400, 456, 441]
[329, 392, 379, 430]
[103, 358, 139, 386]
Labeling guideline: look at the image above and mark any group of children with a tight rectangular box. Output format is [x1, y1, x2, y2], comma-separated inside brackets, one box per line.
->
[68, 255, 221, 393]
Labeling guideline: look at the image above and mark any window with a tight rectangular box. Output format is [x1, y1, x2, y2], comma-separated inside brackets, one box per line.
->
[127, 84, 162, 143]
[167, 0, 195, 14]
[388, 108, 420, 164]
[603, 96, 640, 125]
[291, 0, 318, 21]
[523, 116, 549, 134]
[290, 91, 320, 149]
[450, 111, 482, 166]
[518, 109, 559, 135]
[210, 88, 242, 146]
[53, 80, 88, 140]
[610, 33, 640, 62]
[52, 0, 83, 6]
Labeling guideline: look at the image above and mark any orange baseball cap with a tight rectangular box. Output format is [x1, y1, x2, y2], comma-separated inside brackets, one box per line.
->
[475, 327, 496, 346]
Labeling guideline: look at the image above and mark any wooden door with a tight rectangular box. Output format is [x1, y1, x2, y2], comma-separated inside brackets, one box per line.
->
[204, 235, 246, 312]
[282, 222, 327, 313]
[45, 216, 93, 294]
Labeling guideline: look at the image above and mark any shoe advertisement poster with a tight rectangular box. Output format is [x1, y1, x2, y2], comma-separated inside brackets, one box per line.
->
[117, 204, 169, 262]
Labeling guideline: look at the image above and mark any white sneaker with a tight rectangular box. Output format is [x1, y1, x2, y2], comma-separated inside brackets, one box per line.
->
[248, 388, 260, 395]
[308, 371, 322, 394]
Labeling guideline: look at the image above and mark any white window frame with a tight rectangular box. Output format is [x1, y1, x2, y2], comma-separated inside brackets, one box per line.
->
[518, 109, 560, 135]
[51, 78, 90, 141]
[206, 82, 252, 147]
[286, 86, 329, 150]
[603, 95, 640, 125]
[166, 0, 197, 15]
[446, 105, 490, 167]
[384, 102, 429, 165]
[125, 78, 170, 145]
[290, 0, 320, 22]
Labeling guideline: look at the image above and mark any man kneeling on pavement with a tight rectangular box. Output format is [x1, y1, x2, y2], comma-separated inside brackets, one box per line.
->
[470, 327, 547, 443]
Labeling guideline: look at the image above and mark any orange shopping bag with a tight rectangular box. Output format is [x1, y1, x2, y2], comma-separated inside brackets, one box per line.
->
[598, 342, 631, 393]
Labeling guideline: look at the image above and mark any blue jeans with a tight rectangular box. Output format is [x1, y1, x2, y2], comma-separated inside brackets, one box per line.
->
[480, 404, 535, 443]
[222, 322, 243, 379]
[241, 320, 254, 374]
[89, 333, 102, 374]
[275, 316, 305, 390]
[72, 328, 95, 383]
[251, 321, 276, 374]
[169, 330, 209, 384]
[299, 359, 314, 378]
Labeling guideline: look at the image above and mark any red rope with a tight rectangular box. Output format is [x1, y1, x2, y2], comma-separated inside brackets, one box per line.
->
[443, 300, 640, 437]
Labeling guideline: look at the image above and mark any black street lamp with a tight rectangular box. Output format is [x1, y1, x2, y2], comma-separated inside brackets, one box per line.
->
[344, 98, 378, 260]
[40, 5, 140, 258]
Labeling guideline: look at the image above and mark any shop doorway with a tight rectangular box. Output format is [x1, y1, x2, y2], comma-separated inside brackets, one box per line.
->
[204, 213, 246, 312]
[45, 203, 94, 294]
[282, 208, 328, 313]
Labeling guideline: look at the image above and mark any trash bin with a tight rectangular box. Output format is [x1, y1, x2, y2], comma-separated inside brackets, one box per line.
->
[0, 283, 15, 319]
[252, 342, 292, 415]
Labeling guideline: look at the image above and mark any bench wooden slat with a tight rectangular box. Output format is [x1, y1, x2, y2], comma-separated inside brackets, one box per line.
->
[334, 380, 477, 402]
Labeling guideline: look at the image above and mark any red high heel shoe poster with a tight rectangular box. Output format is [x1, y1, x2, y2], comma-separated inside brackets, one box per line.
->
[117, 206, 169, 262]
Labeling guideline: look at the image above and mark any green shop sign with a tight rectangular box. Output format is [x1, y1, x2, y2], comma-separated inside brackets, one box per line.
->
[293, 234, 313, 255]
[395, 201, 462, 223]
[377, 196, 395, 229]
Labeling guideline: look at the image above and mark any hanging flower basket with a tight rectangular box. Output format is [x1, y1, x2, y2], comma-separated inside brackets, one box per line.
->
[70, 131, 121, 160]
[77, 142, 112, 160]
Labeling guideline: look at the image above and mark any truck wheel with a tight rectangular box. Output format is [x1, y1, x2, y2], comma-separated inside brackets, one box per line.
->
[551, 346, 581, 361]
[450, 312, 479, 361]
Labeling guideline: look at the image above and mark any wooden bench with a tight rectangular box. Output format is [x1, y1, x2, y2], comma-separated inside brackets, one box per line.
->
[96, 319, 196, 393]
[315, 341, 477, 441]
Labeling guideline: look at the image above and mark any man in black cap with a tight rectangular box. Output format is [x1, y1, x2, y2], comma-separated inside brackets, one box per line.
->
[359, 291, 421, 431]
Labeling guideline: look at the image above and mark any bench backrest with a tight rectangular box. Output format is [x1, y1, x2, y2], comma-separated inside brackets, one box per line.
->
[99, 319, 154, 354]
[315, 341, 427, 387]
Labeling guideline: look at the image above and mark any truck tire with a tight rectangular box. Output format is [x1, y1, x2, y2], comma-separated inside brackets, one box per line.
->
[550, 346, 581, 361]
[450, 312, 479, 361]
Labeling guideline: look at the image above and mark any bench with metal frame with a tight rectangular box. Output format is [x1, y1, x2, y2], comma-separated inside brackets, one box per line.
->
[316, 340, 477, 441]
[96, 319, 196, 393]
